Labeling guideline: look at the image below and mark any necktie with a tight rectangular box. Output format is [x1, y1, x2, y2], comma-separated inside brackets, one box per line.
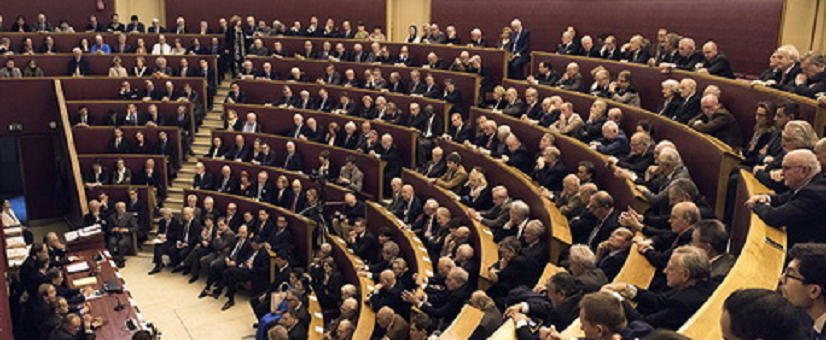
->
[284, 153, 293, 168]
[231, 241, 244, 259]
[184, 221, 191, 243]
[291, 196, 298, 212]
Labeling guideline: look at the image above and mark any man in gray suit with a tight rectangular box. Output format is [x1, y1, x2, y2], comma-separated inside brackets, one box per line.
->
[469, 186, 512, 230]
[0, 58, 22, 78]
[336, 156, 364, 193]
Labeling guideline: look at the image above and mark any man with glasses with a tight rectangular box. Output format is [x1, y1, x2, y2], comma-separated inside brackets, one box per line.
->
[779, 243, 826, 340]
[747, 149, 826, 247]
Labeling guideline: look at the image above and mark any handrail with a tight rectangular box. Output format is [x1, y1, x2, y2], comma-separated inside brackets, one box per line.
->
[366, 202, 435, 280]
[440, 305, 485, 339]
[55, 79, 89, 218]
[677, 170, 786, 339]
[308, 292, 324, 340]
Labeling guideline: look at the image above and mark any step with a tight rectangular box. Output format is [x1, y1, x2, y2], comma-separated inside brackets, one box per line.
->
[204, 115, 224, 122]
[202, 121, 224, 129]
[192, 139, 212, 147]
[167, 186, 184, 194]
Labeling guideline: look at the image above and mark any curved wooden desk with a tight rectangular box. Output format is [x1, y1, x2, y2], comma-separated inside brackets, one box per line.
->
[468, 107, 645, 212]
[256, 35, 508, 84]
[436, 138, 571, 263]
[401, 169, 497, 286]
[365, 202, 434, 280]
[66, 100, 196, 141]
[224, 103, 421, 168]
[247, 55, 481, 111]
[529, 52, 825, 137]
[78, 154, 170, 192]
[211, 130, 386, 200]
[59, 77, 208, 109]
[677, 170, 786, 339]
[328, 234, 376, 340]
[440, 305, 485, 339]
[503, 79, 743, 218]
[234, 78, 451, 129]
[308, 292, 324, 340]
[73, 126, 184, 167]
[0, 53, 218, 79]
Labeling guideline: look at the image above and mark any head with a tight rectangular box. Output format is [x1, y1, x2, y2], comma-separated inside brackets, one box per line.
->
[780, 149, 821, 190]
[664, 246, 710, 289]
[588, 191, 614, 220]
[546, 272, 579, 307]
[669, 202, 700, 234]
[690, 219, 729, 258]
[579, 292, 628, 339]
[780, 243, 826, 316]
[722, 288, 805, 340]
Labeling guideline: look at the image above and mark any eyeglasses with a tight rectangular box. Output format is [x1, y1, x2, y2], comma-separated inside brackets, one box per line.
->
[782, 268, 810, 284]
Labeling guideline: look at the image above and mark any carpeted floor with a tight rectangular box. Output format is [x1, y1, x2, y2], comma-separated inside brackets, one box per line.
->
[118, 251, 258, 340]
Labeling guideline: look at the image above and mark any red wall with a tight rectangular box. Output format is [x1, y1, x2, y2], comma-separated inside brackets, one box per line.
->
[2, 0, 115, 33]
[164, 0, 386, 33]
[431, 0, 783, 75]
[0, 80, 64, 220]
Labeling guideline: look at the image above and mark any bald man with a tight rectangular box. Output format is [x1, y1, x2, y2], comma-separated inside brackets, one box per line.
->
[747, 149, 826, 246]
[373, 306, 409, 340]
[368, 270, 411, 319]
[696, 41, 734, 78]
[688, 95, 744, 147]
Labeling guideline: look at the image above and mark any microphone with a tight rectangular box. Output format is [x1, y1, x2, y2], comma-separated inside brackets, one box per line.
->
[114, 297, 125, 311]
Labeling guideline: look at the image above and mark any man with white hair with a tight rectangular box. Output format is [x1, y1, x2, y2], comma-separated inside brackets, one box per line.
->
[468, 28, 487, 47]
[555, 62, 583, 91]
[590, 120, 629, 157]
[672, 78, 701, 123]
[508, 18, 532, 80]
[241, 112, 261, 133]
[788, 52, 826, 99]
[688, 95, 743, 147]
[747, 149, 826, 246]
[496, 200, 530, 242]
[402, 267, 471, 328]
[754, 44, 802, 89]
[556, 30, 579, 55]
[660, 37, 703, 71]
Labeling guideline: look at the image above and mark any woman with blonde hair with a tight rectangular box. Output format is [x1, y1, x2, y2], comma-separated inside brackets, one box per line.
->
[460, 166, 493, 210]
[108, 56, 128, 77]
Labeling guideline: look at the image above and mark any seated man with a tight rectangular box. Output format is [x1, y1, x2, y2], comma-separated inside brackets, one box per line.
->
[595, 227, 634, 281]
[507, 272, 583, 336]
[747, 149, 826, 247]
[688, 95, 743, 148]
[722, 289, 807, 340]
[568, 244, 609, 293]
[470, 186, 512, 231]
[402, 267, 472, 330]
[419, 146, 447, 179]
[487, 237, 532, 307]
[696, 41, 734, 79]
[211, 235, 270, 311]
[532, 146, 567, 192]
[777, 243, 826, 339]
[369, 270, 411, 320]
[604, 245, 715, 330]
[336, 156, 364, 193]
[347, 218, 380, 264]
[622, 202, 700, 271]
[590, 121, 630, 158]
[691, 220, 734, 283]
[786, 52, 826, 99]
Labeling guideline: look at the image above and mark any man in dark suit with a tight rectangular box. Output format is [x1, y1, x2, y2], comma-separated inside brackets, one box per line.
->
[107, 128, 131, 154]
[503, 135, 534, 174]
[370, 270, 412, 320]
[280, 141, 304, 172]
[250, 250, 293, 319]
[607, 246, 715, 330]
[595, 227, 633, 281]
[84, 161, 110, 187]
[419, 147, 447, 178]
[598, 36, 622, 61]
[520, 221, 550, 281]
[403, 267, 471, 330]
[347, 218, 380, 264]
[446, 113, 473, 144]
[107, 202, 138, 267]
[508, 19, 531, 80]
[532, 146, 567, 192]
[582, 191, 621, 251]
[688, 95, 743, 148]
[126, 15, 145, 33]
[749, 149, 826, 247]
[530, 62, 560, 86]
[408, 70, 427, 95]
[473, 186, 511, 230]
[510, 272, 583, 336]
[224, 134, 250, 162]
[213, 235, 270, 310]
[398, 185, 424, 225]
[192, 162, 214, 191]
[372, 134, 402, 187]
[149, 208, 181, 274]
[696, 41, 734, 78]
[666, 38, 704, 72]
[66, 48, 90, 76]
[248, 171, 273, 203]
[167, 207, 202, 273]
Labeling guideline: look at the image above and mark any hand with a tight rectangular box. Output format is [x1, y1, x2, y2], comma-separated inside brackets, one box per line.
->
[511, 312, 528, 323]
[745, 195, 769, 209]
[795, 73, 808, 85]
[753, 164, 768, 173]
[769, 169, 783, 182]
[504, 304, 522, 318]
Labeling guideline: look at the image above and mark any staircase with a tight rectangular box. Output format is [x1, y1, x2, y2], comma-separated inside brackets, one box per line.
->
[149, 79, 232, 230]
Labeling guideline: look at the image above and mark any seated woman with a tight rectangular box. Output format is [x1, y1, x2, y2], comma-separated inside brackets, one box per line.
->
[459, 166, 493, 210]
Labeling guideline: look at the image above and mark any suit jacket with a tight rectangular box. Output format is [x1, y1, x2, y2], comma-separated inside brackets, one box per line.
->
[501, 99, 525, 117]
[599, 248, 630, 281]
[753, 173, 826, 247]
[534, 71, 560, 86]
[66, 58, 90, 76]
[629, 279, 716, 330]
[192, 172, 214, 190]
[400, 197, 424, 225]
[224, 144, 250, 162]
[510, 29, 531, 61]
[369, 283, 411, 319]
[703, 54, 735, 78]
[555, 73, 583, 92]
[505, 146, 534, 174]
[481, 200, 511, 230]
[449, 124, 473, 144]
[688, 109, 743, 148]
[711, 253, 736, 283]
[532, 161, 567, 192]
[350, 232, 380, 264]
[419, 159, 447, 178]
[216, 175, 240, 195]
[586, 210, 622, 251]
[107, 137, 131, 154]
[420, 284, 471, 327]
[280, 151, 304, 172]
[673, 50, 704, 71]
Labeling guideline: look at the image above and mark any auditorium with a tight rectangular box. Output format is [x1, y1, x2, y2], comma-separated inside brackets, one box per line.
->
[1, 0, 825, 339]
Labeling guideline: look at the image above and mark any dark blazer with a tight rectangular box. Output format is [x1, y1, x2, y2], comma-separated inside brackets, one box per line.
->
[753, 173, 826, 247]
[703, 54, 735, 78]
[420, 284, 471, 326]
[501, 99, 525, 118]
[419, 159, 447, 179]
[505, 146, 534, 174]
[192, 172, 214, 190]
[369, 283, 411, 319]
[350, 231, 380, 264]
[628, 279, 716, 330]
[280, 151, 303, 172]
[598, 248, 630, 281]
[224, 144, 250, 162]
[688, 109, 744, 148]
[671, 94, 701, 124]
[673, 50, 704, 71]
[532, 161, 567, 192]
[448, 124, 473, 144]
[66, 58, 90, 76]
[247, 181, 273, 202]
[586, 210, 622, 251]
